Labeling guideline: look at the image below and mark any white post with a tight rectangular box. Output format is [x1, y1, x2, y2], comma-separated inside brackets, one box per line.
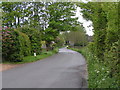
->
[34, 53, 36, 56]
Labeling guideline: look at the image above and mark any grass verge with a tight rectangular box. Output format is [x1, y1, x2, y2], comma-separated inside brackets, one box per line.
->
[70, 47, 119, 88]
[3, 48, 59, 64]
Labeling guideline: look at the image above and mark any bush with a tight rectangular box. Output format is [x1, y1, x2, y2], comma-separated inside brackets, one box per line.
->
[55, 34, 65, 47]
[2, 28, 31, 62]
[88, 42, 95, 54]
[104, 41, 120, 86]
[18, 27, 41, 55]
[70, 47, 119, 88]
[16, 30, 31, 56]
[74, 43, 86, 46]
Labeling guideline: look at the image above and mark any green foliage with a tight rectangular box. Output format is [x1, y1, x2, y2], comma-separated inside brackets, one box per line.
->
[63, 25, 88, 46]
[2, 2, 79, 51]
[80, 2, 119, 59]
[2, 28, 31, 62]
[2, 2, 23, 27]
[43, 27, 58, 42]
[55, 34, 65, 47]
[19, 26, 41, 55]
[53, 47, 59, 53]
[79, 2, 119, 88]
[48, 2, 79, 31]
[16, 30, 31, 56]
[71, 47, 119, 88]
[104, 41, 120, 85]
[4, 49, 58, 64]
[22, 50, 56, 63]
[41, 2, 79, 49]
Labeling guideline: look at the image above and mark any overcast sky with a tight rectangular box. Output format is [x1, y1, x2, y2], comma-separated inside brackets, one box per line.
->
[76, 7, 94, 36]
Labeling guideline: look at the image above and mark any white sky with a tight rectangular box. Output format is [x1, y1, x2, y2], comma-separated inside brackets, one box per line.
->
[76, 7, 94, 36]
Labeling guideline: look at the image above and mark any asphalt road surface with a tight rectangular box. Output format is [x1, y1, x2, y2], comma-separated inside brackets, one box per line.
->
[2, 48, 88, 88]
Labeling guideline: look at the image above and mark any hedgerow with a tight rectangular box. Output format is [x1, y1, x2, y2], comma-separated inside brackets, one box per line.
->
[18, 27, 41, 55]
[2, 27, 31, 62]
[79, 2, 119, 88]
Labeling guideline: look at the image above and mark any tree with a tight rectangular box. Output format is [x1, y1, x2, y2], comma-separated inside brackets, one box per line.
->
[79, 2, 107, 59]
[42, 27, 58, 50]
[47, 2, 79, 31]
[2, 2, 81, 51]
[63, 25, 88, 46]
[42, 2, 79, 49]
[79, 2, 119, 87]
[19, 26, 41, 55]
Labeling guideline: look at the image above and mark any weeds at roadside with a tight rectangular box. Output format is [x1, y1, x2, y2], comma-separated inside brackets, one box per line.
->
[70, 47, 119, 88]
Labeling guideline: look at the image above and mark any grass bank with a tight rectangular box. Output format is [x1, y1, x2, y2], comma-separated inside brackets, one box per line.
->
[3, 47, 59, 64]
[70, 47, 119, 88]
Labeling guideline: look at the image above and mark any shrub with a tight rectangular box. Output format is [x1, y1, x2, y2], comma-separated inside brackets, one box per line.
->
[88, 42, 95, 54]
[70, 46, 119, 88]
[18, 27, 41, 55]
[55, 34, 65, 47]
[16, 30, 31, 56]
[2, 28, 31, 62]
[104, 41, 120, 86]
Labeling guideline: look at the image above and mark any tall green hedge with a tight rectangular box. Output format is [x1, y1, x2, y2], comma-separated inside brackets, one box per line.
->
[16, 30, 31, 56]
[2, 28, 31, 62]
[80, 2, 119, 88]
[18, 27, 41, 55]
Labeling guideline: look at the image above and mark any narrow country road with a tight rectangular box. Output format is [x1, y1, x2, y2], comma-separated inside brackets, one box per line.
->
[2, 48, 88, 88]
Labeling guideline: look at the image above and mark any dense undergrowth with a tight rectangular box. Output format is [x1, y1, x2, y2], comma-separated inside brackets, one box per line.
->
[70, 47, 119, 88]
[2, 27, 41, 62]
[77, 2, 120, 88]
